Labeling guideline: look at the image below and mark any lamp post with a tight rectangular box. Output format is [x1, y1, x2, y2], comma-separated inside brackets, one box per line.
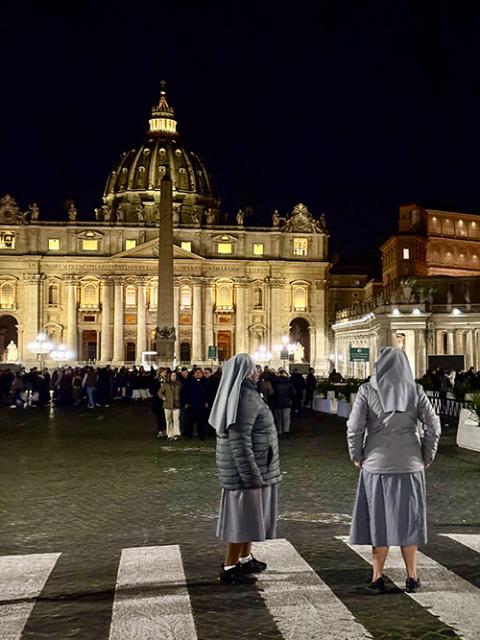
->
[252, 345, 272, 367]
[27, 333, 54, 370]
[274, 335, 297, 370]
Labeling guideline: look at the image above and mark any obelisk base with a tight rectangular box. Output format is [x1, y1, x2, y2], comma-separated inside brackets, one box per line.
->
[156, 338, 175, 368]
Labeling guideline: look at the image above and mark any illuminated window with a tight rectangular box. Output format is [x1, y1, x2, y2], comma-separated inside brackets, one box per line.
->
[292, 285, 307, 311]
[216, 283, 233, 308]
[181, 241, 192, 252]
[293, 238, 308, 256]
[125, 239, 137, 251]
[180, 286, 192, 308]
[48, 284, 59, 306]
[0, 232, 15, 250]
[81, 283, 98, 307]
[125, 285, 136, 307]
[48, 239, 60, 251]
[82, 239, 98, 251]
[253, 243, 264, 256]
[217, 243, 232, 254]
[0, 282, 14, 308]
[403, 248, 410, 260]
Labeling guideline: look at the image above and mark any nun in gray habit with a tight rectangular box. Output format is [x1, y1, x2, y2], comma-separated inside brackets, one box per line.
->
[347, 347, 441, 594]
[210, 353, 281, 585]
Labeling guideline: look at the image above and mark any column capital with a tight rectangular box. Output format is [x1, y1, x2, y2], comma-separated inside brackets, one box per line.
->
[22, 273, 43, 283]
[111, 276, 125, 286]
[63, 275, 79, 285]
[137, 276, 149, 287]
[99, 276, 113, 285]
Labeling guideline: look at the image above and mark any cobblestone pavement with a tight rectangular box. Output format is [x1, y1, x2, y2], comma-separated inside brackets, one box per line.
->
[0, 402, 479, 639]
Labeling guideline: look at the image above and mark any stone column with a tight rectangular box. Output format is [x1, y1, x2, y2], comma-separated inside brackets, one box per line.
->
[455, 330, 464, 356]
[174, 283, 179, 362]
[416, 329, 426, 378]
[446, 330, 454, 355]
[65, 276, 78, 356]
[156, 170, 175, 363]
[235, 282, 248, 354]
[436, 330, 444, 355]
[191, 283, 202, 362]
[465, 330, 474, 369]
[21, 274, 42, 362]
[269, 279, 284, 368]
[112, 277, 124, 363]
[136, 278, 147, 363]
[313, 281, 328, 373]
[203, 279, 214, 357]
[100, 277, 113, 363]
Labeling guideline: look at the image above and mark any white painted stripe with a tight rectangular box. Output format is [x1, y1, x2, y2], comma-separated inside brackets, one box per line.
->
[440, 533, 480, 555]
[255, 538, 372, 640]
[0, 552, 61, 640]
[109, 545, 197, 640]
[338, 536, 480, 640]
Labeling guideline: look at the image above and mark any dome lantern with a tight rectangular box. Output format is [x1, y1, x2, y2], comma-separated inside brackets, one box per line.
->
[149, 80, 177, 135]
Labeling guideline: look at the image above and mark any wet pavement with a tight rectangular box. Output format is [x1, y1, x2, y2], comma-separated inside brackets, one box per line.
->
[0, 402, 479, 639]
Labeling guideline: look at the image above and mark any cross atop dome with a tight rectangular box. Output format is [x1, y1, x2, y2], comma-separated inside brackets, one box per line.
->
[149, 81, 177, 135]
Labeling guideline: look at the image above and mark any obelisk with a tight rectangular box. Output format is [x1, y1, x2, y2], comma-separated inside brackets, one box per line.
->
[155, 168, 175, 364]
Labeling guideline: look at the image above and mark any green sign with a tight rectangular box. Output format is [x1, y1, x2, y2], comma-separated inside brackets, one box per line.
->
[349, 347, 370, 362]
[208, 345, 217, 359]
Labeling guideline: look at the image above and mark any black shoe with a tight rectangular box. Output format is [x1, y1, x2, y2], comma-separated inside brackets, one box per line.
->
[366, 576, 386, 594]
[405, 577, 420, 593]
[218, 564, 257, 585]
[239, 556, 267, 574]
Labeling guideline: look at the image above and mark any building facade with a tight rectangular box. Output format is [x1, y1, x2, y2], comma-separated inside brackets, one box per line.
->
[0, 88, 330, 370]
[333, 204, 480, 378]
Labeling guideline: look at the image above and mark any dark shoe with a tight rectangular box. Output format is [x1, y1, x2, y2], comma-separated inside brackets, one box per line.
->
[405, 577, 420, 593]
[366, 576, 386, 594]
[218, 564, 257, 585]
[239, 556, 267, 574]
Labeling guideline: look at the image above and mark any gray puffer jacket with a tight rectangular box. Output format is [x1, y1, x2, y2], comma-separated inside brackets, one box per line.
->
[216, 379, 282, 491]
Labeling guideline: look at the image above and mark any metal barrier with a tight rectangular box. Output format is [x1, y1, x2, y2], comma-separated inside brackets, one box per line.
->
[425, 391, 472, 423]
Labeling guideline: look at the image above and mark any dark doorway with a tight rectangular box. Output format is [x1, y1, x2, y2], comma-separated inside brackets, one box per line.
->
[0, 314, 18, 362]
[180, 342, 191, 363]
[125, 342, 136, 362]
[82, 330, 97, 361]
[217, 331, 232, 362]
[289, 317, 310, 363]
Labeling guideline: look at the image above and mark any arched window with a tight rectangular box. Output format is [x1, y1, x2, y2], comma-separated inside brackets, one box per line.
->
[216, 283, 233, 308]
[48, 284, 59, 306]
[253, 287, 263, 309]
[292, 285, 307, 311]
[125, 285, 136, 308]
[180, 285, 192, 308]
[0, 282, 14, 308]
[81, 283, 98, 308]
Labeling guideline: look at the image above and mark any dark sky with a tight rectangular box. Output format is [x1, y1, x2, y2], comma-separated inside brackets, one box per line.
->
[2, 1, 480, 262]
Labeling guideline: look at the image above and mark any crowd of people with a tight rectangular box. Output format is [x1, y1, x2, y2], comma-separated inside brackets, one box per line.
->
[0, 362, 317, 440]
[419, 366, 480, 400]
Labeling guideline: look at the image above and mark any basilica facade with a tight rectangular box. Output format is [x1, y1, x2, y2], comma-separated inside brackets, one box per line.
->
[0, 88, 330, 370]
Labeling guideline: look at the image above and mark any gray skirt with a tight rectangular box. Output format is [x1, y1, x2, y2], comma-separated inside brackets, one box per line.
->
[350, 469, 427, 547]
[216, 484, 278, 543]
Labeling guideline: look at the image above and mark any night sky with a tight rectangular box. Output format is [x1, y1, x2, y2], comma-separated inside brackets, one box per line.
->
[2, 2, 480, 262]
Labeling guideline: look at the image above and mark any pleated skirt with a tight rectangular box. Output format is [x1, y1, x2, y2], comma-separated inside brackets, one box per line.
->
[216, 484, 278, 543]
[350, 469, 427, 547]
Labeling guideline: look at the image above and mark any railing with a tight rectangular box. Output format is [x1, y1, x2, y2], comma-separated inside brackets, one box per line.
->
[425, 390, 473, 423]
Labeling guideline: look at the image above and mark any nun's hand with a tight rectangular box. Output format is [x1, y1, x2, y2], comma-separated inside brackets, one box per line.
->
[353, 461, 362, 470]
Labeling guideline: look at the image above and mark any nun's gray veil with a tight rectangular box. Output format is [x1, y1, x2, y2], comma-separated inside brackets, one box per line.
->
[209, 353, 256, 436]
[370, 347, 418, 417]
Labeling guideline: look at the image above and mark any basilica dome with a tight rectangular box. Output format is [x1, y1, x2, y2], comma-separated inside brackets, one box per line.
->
[102, 84, 220, 225]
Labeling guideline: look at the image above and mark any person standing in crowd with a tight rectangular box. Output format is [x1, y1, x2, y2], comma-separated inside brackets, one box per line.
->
[211, 353, 281, 585]
[289, 367, 305, 416]
[305, 367, 316, 409]
[179, 367, 190, 435]
[347, 347, 441, 594]
[185, 368, 209, 439]
[272, 369, 295, 437]
[257, 366, 274, 407]
[160, 371, 182, 441]
[82, 366, 98, 409]
[150, 369, 167, 438]
[203, 367, 219, 434]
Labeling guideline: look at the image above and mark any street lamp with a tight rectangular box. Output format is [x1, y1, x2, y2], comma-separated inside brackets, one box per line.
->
[27, 333, 54, 369]
[274, 335, 297, 369]
[50, 344, 74, 366]
[252, 345, 272, 366]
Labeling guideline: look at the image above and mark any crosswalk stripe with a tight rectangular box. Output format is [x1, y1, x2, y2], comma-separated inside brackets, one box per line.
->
[254, 538, 373, 640]
[338, 536, 480, 640]
[109, 545, 197, 640]
[0, 552, 61, 640]
[440, 533, 480, 554]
